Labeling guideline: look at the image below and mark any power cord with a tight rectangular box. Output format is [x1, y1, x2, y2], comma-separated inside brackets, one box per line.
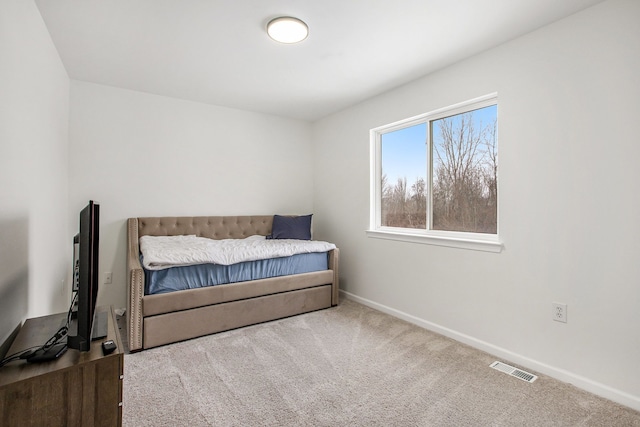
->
[0, 293, 77, 368]
[41, 292, 76, 352]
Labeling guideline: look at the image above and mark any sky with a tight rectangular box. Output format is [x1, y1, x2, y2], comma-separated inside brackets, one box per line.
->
[381, 123, 427, 187]
[381, 104, 497, 188]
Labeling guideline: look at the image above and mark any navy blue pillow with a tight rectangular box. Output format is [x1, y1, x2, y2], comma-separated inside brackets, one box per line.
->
[268, 214, 312, 240]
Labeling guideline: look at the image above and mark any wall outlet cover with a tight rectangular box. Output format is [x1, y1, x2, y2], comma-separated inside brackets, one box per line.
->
[552, 302, 567, 323]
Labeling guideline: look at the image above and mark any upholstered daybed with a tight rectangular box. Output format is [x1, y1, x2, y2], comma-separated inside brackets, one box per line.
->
[127, 215, 339, 351]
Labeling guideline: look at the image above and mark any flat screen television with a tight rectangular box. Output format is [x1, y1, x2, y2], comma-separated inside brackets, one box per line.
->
[67, 200, 106, 352]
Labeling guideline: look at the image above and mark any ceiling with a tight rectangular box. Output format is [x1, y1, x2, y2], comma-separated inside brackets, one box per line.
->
[35, 0, 604, 121]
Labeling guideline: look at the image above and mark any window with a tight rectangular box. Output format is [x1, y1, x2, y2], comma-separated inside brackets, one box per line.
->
[369, 94, 501, 252]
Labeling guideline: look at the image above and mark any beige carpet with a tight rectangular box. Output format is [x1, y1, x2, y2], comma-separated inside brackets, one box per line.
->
[123, 300, 640, 426]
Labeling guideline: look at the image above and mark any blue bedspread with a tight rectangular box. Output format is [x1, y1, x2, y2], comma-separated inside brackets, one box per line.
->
[144, 252, 329, 295]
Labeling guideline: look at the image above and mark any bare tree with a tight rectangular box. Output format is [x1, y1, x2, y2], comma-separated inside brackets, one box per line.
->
[483, 118, 498, 209]
[381, 175, 427, 229]
[432, 112, 497, 233]
[409, 177, 427, 228]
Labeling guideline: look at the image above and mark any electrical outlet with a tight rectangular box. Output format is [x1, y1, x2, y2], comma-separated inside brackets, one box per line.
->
[104, 272, 112, 284]
[552, 302, 567, 323]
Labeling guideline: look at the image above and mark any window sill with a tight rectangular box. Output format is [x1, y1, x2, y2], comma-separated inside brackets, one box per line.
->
[366, 229, 503, 253]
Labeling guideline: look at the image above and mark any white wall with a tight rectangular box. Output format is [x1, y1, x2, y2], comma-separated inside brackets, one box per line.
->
[312, 0, 640, 410]
[0, 0, 70, 345]
[69, 81, 314, 309]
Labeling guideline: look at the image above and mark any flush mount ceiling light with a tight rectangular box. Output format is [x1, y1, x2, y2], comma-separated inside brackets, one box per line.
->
[267, 16, 309, 44]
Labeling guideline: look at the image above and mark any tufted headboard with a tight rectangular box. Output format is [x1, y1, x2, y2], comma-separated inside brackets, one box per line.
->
[136, 215, 275, 240]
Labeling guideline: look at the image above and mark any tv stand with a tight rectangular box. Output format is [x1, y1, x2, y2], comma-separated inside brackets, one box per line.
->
[0, 306, 123, 426]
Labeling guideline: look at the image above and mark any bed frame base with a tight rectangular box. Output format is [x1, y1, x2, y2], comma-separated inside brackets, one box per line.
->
[143, 285, 331, 349]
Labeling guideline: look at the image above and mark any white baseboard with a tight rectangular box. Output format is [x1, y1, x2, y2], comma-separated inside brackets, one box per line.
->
[341, 290, 640, 412]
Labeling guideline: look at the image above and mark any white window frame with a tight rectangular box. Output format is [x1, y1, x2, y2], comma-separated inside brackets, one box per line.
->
[367, 93, 503, 253]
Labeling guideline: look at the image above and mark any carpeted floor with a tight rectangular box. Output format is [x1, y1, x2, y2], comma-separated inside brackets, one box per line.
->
[122, 300, 640, 426]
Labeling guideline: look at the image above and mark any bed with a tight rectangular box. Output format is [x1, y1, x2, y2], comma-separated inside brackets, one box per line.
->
[127, 215, 339, 351]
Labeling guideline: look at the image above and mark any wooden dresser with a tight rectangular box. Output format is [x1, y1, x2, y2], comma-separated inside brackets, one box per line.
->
[0, 306, 123, 427]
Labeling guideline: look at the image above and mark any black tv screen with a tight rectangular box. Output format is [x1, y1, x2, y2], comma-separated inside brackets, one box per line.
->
[67, 200, 104, 351]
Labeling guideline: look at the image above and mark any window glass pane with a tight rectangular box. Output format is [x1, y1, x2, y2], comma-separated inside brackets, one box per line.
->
[431, 104, 497, 233]
[381, 123, 427, 229]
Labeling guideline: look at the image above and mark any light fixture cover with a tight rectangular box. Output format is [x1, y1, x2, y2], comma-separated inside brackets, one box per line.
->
[267, 17, 308, 44]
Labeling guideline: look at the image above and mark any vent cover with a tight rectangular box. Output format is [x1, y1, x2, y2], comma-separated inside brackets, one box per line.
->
[490, 361, 538, 383]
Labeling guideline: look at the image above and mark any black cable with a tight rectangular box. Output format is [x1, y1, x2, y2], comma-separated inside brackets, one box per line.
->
[0, 292, 78, 368]
[0, 345, 43, 368]
[42, 292, 77, 351]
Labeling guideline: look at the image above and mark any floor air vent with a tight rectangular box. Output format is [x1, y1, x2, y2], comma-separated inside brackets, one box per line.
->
[490, 361, 538, 383]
